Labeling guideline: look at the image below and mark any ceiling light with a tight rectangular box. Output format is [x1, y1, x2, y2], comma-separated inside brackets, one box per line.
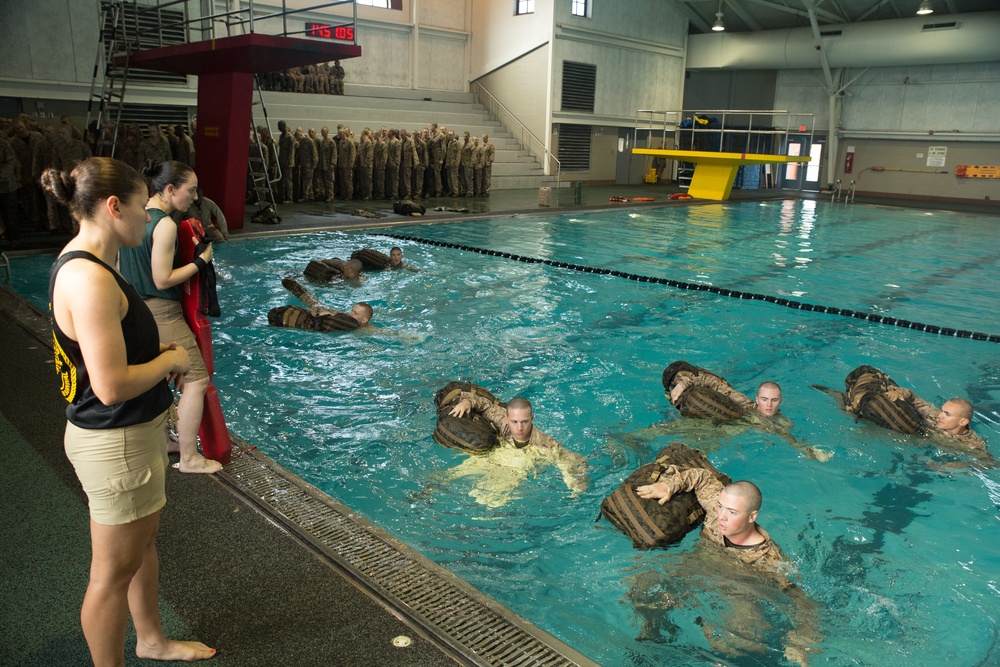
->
[712, 11, 726, 31]
[916, 1, 933, 15]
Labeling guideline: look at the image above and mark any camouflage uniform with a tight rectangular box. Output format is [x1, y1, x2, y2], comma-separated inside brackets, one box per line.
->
[338, 131, 356, 200]
[10, 127, 44, 226]
[648, 466, 787, 573]
[429, 129, 446, 196]
[412, 132, 427, 198]
[386, 132, 401, 200]
[445, 135, 461, 197]
[471, 140, 485, 197]
[481, 136, 495, 195]
[459, 136, 473, 196]
[0, 135, 22, 244]
[53, 135, 93, 173]
[372, 134, 387, 200]
[316, 131, 337, 202]
[278, 125, 297, 203]
[399, 131, 416, 199]
[331, 61, 345, 95]
[295, 130, 318, 202]
[138, 135, 171, 167]
[357, 135, 374, 200]
[901, 388, 989, 453]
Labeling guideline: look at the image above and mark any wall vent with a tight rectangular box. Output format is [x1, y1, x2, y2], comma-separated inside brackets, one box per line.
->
[557, 124, 591, 171]
[561, 62, 596, 112]
[922, 21, 959, 31]
[819, 30, 843, 36]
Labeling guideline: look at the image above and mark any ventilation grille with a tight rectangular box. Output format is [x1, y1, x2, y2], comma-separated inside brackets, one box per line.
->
[120, 103, 192, 135]
[561, 62, 596, 112]
[222, 450, 595, 667]
[922, 21, 958, 31]
[101, 1, 189, 85]
[557, 124, 592, 171]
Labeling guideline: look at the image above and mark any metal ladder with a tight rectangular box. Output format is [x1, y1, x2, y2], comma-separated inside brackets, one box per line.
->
[84, 1, 140, 157]
[248, 75, 280, 220]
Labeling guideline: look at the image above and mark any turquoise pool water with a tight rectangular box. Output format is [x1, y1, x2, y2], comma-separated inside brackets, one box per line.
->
[11, 200, 1000, 666]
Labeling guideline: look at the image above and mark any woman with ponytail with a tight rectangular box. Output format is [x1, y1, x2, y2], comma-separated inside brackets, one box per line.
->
[118, 160, 221, 474]
[43, 157, 215, 665]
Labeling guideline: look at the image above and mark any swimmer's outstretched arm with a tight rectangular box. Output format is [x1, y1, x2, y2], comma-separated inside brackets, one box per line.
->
[282, 277, 328, 312]
[553, 448, 589, 494]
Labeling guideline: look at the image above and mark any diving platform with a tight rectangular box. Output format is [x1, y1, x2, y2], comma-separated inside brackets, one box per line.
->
[632, 149, 811, 201]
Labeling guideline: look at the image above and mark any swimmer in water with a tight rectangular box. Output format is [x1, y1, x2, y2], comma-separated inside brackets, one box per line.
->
[633, 472, 822, 665]
[435, 393, 588, 507]
[618, 371, 832, 462]
[388, 247, 418, 272]
[815, 378, 993, 467]
[279, 277, 372, 329]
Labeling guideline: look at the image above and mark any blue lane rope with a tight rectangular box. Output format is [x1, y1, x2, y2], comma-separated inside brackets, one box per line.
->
[382, 234, 1000, 344]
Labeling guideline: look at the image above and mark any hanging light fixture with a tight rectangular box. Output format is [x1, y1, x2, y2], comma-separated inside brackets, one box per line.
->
[712, 0, 726, 31]
[916, 1, 933, 15]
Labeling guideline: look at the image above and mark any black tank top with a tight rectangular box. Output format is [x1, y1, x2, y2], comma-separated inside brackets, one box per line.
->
[49, 251, 172, 429]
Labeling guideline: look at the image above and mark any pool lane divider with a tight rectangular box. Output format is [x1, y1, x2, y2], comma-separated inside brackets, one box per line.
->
[383, 234, 1000, 344]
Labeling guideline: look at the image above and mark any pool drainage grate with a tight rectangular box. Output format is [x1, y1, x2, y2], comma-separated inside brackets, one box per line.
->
[220, 446, 598, 667]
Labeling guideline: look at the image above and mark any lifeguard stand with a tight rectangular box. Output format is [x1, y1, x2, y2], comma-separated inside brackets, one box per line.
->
[96, 0, 362, 231]
[632, 109, 814, 200]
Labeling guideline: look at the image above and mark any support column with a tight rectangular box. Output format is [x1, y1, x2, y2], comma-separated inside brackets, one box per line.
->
[195, 71, 254, 231]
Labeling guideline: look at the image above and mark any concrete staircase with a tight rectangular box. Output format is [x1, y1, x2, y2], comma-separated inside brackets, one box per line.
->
[255, 85, 550, 191]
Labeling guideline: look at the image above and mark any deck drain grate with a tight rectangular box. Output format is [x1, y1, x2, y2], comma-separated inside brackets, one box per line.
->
[222, 450, 597, 667]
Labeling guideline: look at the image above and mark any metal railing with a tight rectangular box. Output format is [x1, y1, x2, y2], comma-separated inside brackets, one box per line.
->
[472, 81, 561, 187]
[133, 0, 358, 44]
[634, 109, 816, 157]
[832, 178, 842, 202]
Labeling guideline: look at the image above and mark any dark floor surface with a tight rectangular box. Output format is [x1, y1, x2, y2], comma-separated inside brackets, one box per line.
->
[2, 183, 996, 667]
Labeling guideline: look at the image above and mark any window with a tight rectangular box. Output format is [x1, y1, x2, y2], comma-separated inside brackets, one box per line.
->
[571, 0, 590, 17]
[357, 0, 402, 9]
[516, 1, 535, 15]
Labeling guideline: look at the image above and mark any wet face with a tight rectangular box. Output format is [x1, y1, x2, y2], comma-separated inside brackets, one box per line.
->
[389, 249, 402, 266]
[716, 489, 757, 540]
[350, 304, 370, 324]
[756, 385, 782, 416]
[936, 400, 970, 434]
[505, 406, 534, 443]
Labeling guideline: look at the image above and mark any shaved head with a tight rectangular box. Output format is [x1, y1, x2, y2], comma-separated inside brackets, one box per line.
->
[723, 481, 762, 513]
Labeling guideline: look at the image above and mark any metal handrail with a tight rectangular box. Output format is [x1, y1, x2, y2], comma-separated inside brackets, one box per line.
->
[138, 0, 359, 44]
[848, 179, 857, 203]
[832, 178, 842, 202]
[472, 82, 560, 186]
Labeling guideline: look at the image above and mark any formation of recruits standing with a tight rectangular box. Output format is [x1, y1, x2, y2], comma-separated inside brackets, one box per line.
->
[253, 120, 495, 205]
[1, 114, 196, 247]
[258, 60, 346, 95]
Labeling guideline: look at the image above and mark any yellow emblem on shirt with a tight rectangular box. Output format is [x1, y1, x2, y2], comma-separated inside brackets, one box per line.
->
[53, 331, 77, 402]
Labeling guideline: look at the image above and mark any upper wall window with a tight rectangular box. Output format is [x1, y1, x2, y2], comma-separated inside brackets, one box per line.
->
[571, 0, 591, 17]
[516, 1, 535, 15]
[357, 0, 402, 9]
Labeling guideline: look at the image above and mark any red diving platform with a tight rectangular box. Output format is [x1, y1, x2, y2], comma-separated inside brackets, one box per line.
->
[121, 33, 361, 230]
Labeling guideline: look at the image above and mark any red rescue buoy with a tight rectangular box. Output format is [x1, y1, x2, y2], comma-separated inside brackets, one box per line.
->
[177, 217, 232, 464]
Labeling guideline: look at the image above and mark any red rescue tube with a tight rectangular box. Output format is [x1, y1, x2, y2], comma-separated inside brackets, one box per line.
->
[177, 217, 232, 464]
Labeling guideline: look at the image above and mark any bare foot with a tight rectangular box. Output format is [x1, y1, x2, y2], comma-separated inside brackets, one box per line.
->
[136, 638, 216, 662]
[177, 454, 223, 474]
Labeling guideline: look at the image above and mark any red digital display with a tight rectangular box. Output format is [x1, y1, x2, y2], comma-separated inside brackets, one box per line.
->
[306, 22, 355, 41]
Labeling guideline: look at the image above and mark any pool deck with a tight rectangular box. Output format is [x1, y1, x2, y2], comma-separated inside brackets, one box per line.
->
[2, 184, 998, 667]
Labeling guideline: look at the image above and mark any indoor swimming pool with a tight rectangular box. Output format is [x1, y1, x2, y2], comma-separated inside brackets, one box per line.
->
[10, 200, 1000, 666]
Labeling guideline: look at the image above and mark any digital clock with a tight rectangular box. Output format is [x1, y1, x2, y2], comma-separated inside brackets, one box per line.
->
[305, 22, 355, 41]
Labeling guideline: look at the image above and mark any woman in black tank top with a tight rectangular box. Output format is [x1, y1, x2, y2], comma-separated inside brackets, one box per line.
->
[42, 158, 216, 664]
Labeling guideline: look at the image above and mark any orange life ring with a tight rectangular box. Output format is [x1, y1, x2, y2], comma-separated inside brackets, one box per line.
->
[669, 193, 693, 200]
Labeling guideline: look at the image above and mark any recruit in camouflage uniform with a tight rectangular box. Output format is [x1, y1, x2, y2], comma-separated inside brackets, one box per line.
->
[277, 120, 296, 204]
[386, 129, 402, 201]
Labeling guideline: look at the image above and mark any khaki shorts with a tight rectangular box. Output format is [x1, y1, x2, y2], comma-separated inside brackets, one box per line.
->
[65, 412, 169, 525]
[145, 297, 209, 382]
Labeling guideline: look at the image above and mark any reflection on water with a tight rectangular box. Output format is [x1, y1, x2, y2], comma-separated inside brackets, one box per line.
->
[7, 201, 1000, 666]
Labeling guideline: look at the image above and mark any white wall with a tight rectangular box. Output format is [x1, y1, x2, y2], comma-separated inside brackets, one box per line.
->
[774, 62, 1000, 134]
[470, 0, 553, 78]
[476, 47, 550, 144]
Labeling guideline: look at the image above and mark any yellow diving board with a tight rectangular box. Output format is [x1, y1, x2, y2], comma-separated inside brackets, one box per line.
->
[632, 149, 811, 201]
